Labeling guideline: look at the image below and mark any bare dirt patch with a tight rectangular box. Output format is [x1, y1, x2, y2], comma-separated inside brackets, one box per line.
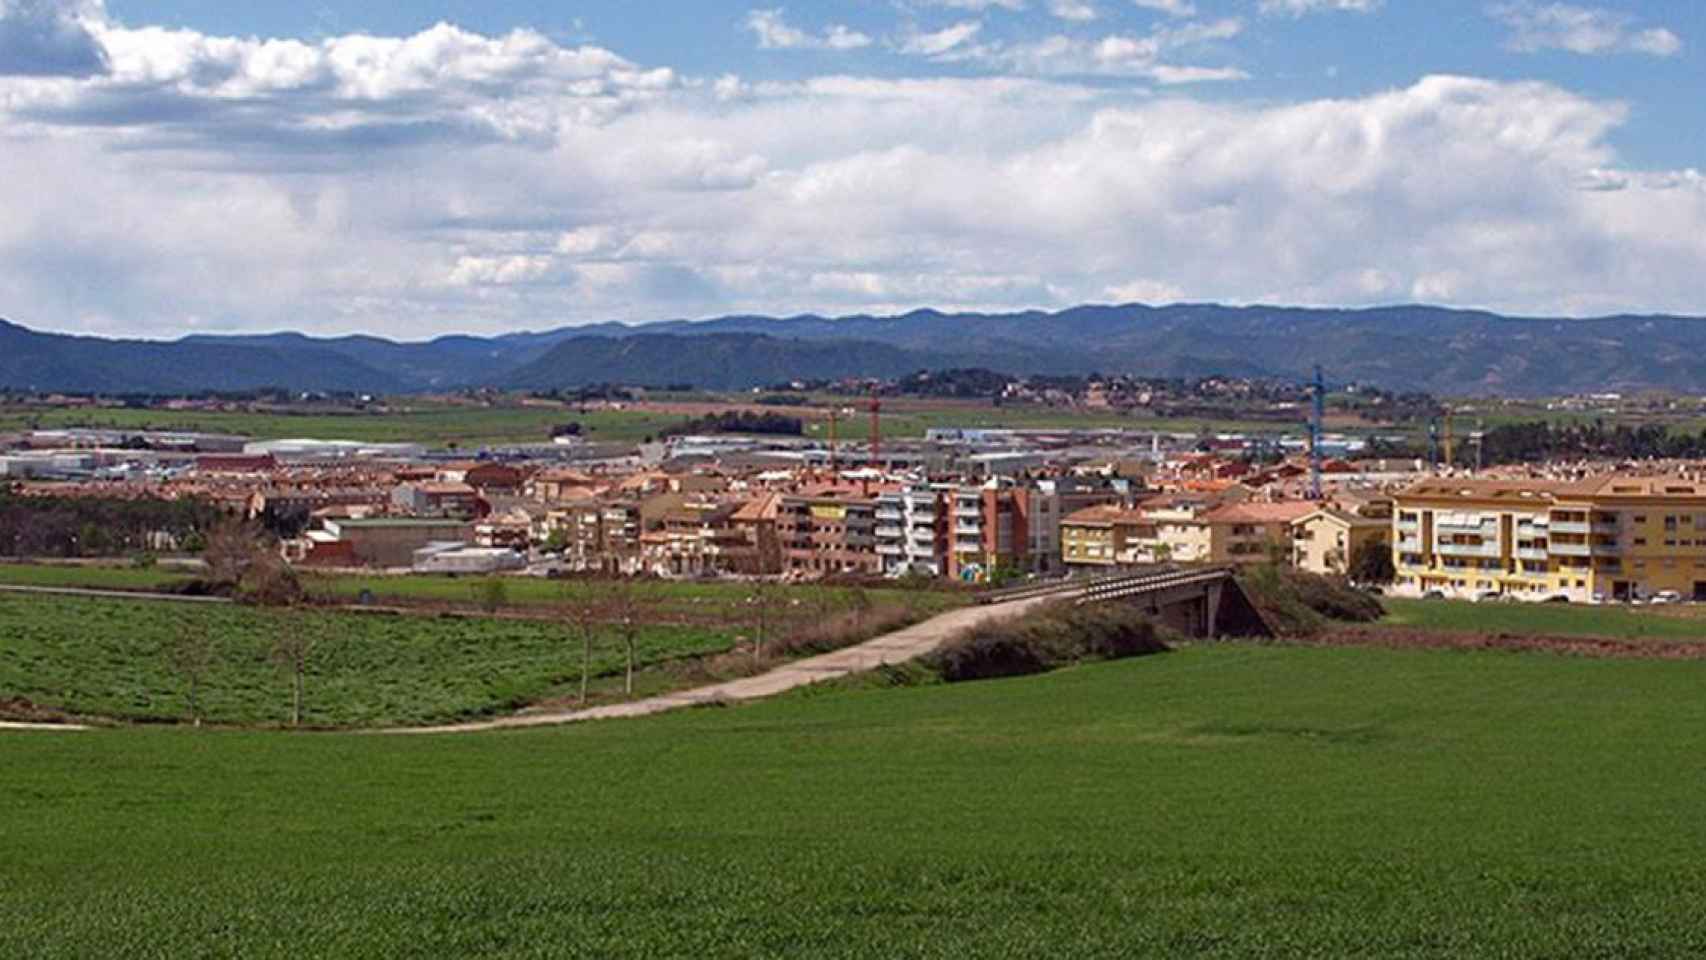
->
[1313, 626, 1706, 661]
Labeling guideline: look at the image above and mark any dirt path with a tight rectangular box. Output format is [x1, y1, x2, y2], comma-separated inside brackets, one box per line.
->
[396, 595, 1057, 734]
[0, 722, 89, 732]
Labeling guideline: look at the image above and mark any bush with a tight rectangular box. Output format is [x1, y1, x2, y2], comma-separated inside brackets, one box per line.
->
[1237, 565, 1384, 638]
[928, 603, 1173, 684]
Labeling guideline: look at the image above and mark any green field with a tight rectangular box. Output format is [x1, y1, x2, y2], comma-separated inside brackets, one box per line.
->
[1, 396, 1383, 447]
[0, 403, 683, 446]
[0, 563, 966, 622]
[0, 593, 738, 728]
[1381, 596, 1706, 642]
[0, 563, 192, 592]
[9, 644, 1706, 956]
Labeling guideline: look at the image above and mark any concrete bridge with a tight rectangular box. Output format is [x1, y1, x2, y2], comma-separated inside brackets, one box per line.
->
[978, 566, 1270, 639]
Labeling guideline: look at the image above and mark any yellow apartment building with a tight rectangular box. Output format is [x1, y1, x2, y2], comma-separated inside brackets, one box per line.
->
[1391, 475, 1706, 602]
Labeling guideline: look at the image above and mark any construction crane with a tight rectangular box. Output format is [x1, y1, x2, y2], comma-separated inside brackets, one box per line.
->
[826, 407, 839, 475]
[868, 385, 882, 470]
[1308, 365, 1326, 501]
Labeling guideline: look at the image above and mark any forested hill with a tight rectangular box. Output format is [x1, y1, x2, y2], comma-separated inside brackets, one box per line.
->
[3, 303, 1704, 395]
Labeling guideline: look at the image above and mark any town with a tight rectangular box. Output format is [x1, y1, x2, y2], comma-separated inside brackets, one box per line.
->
[9, 408, 1706, 607]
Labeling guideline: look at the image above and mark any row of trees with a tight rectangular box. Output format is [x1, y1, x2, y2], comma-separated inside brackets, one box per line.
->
[664, 411, 804, 438]
[0, 485, 226, 558]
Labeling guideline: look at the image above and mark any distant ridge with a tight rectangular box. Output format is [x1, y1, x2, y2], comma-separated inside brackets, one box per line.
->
[2, 303, 1705, 395]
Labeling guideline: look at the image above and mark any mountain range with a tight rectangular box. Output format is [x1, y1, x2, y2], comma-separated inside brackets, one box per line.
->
[2, 303, 1702, 396]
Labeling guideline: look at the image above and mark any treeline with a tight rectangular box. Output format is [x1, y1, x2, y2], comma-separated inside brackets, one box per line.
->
[0, 486, 227, 557]
[1478, 420, 1706, 464]
[1366, 420, 1706, 466]
[665, 411, 803, 437]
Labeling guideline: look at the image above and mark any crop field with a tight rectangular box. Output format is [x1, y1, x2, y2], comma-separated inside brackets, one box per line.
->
[1381, 596, 1706, 642]
[9, 644, 1706, 957]
[0, 563, 966, 622]
[0, 593, 739, 728]
[306, 572, 965, 619]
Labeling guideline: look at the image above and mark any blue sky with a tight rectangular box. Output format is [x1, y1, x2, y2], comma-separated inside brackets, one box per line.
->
[2, 0, 1703, 338]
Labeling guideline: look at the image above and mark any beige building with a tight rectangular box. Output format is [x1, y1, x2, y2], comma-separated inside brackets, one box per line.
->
[1292, 508, 1389, 577]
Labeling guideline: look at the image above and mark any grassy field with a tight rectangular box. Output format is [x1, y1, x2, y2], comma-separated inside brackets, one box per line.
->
[0, 593, 739, 728]
[1381, 596, 1706, 642]
[1, 395, 1382, 447]
[0, 563, 967, 622]
[9, 644, 1706, 956]
[0, 402, 682, 446]
[0, 562, 192, 592]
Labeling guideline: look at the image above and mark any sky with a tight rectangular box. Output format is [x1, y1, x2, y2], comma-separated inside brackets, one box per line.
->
[1, 1, 1702, 340]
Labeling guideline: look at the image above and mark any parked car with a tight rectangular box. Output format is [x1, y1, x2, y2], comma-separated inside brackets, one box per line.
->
[1651, 590, 1682, 605]
[1421, 590, 1447, 600]
[1473, 591, 1503, 603]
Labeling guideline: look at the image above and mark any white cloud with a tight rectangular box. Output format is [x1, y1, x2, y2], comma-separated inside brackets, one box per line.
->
[0, 11, 1703, 339]
[1048, 0, 1099, 22]
[898, 20, 983, 56]
[914, 0, 1027, 10]
[1490, 3, 1683, 57]
[745, 8, 873, 51]
[1259, 0, 1382, 16]
[1131, 0, 1196, 17]
[911, 15, 1244, 81]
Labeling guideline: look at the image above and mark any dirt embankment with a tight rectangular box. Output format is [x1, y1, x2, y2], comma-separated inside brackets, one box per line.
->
[1314, 626, 1706, 661]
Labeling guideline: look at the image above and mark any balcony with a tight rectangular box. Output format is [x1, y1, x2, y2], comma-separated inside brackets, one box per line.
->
[876, 544, 904, 556]
[1395, 538, 1423, 553]
[1551, 520, 1590, 535]
[1436, 521, 1497, 537]
[1436, 541, 1501, 559]
[1517, 548, 1549, 562]
[1550, 542, 1591, 557]
[1591, 522, 1621, 535]
[875, 526, 904, 539]
[955, 523, 981, 536]
[910, 512, 937, 524]
[875, 508, 903, 522]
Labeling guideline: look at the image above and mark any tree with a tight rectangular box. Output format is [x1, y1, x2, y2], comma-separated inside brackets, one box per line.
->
[203, 519, 262, 588]
[476, 577, 508, 615]
[1349, 538, 1397, 585]
[564, 586, 602, 706]
[609, 580, 640, 696]
[748, 579, 779, 667]
[168, 619, 219, 728]
[271, 614, 322, 728]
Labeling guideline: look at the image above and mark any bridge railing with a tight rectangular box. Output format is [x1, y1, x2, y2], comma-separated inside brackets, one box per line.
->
[1074, 566, 1236, 605]
[974, 565, 1191, 606]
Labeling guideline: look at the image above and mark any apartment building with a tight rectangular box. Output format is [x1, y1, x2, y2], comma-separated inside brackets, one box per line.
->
[778, 490, 882, 576]
[1291, 507, 1389, 576]
[1061, 505, 1155, 570]
[1390, 476, 1706, 602]
[1203, 501, 1317, 564]
[877, 485, 948, 577]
